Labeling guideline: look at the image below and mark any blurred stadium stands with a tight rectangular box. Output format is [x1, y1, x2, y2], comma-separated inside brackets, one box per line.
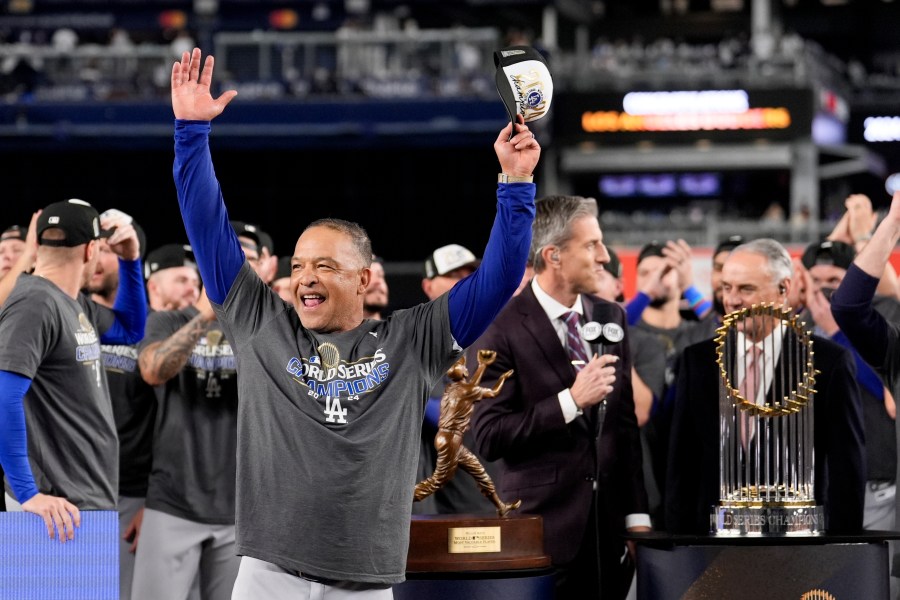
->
[1, 0, 899, 266]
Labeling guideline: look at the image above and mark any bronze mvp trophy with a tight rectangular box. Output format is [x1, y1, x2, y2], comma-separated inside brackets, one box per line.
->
[407, 350, 549, 572]
[712, 303, 824, 535]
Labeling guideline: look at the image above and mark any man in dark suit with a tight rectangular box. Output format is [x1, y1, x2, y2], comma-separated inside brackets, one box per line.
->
[666, 238, 866, 536]
[468, 195, 649, 600]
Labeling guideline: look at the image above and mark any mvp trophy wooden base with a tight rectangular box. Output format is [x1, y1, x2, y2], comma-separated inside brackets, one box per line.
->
[406, 513, 550, 572]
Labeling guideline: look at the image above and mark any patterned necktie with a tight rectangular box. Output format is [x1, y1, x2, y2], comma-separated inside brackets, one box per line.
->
[739, 344, 762, 450]
[563, 311, 590, 372]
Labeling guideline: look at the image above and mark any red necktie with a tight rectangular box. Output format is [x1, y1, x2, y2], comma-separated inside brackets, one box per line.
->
[563, 311, 590, 372]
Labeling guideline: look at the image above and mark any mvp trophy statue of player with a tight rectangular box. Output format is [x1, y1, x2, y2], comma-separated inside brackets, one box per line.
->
[414, 349, 521, 517]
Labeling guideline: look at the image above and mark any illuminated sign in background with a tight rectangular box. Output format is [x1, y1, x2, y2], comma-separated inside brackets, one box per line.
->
[862, 116, 900, 142]
[554, 89, 815, 145]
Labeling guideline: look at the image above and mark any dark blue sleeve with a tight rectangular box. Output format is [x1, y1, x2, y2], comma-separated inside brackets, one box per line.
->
[831, 264, 890, 369]
[100, 258, 147, 345]
[423, 397, 441, 431]
[831, 330, 885, 400]
[0, 370, 38, 504]
[447, 182, 535, 348]
[172, 120, 246, 304]
[625, 292, 651, 326]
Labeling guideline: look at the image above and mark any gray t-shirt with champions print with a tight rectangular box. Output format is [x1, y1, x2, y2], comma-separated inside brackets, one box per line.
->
[0, 274, 117, 509]
[216, 263, 460, 585]
[139, 306, 238, 524]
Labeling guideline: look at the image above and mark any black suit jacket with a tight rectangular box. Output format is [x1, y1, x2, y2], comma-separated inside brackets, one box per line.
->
[467, 285, 647, 565]
[665, 335, 866, 535]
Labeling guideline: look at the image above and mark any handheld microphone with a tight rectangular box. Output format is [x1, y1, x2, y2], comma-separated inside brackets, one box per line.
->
[581, 302, 624, 438]
[581, 302, 625, 357]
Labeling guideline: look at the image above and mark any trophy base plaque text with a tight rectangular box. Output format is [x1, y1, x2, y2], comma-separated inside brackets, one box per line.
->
[712, 504, 825, 535]
[407, 513, 550, 572]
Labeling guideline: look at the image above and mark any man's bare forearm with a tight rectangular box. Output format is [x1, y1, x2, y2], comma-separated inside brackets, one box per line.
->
[139, 313, 210, 385]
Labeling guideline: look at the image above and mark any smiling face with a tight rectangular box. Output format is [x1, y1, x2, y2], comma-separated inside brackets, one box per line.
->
[555, 215, 609, 297]
[290, 225, 369, 333]
[148, 266, 201, 311]
[87, 239, 119, 299]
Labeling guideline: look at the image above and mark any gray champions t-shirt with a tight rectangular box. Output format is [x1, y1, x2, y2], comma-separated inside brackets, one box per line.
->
[0, 274, 118, 509]
[140, 306, 238, 524]
[102, 337, 157, 498]
[217, 263, 460, 584]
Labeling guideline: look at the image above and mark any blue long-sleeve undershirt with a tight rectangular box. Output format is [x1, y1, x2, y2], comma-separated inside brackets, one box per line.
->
[625, 292, 651, 326]
[101, 258, 147, 345]
[0, 371, 37, 504]
[172, 120, 535, 348]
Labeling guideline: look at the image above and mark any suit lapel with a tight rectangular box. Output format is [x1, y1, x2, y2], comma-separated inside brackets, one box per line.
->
[517, 286, 578, 388]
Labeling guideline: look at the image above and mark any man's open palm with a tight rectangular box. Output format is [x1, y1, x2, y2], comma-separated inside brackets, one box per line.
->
[171, 48, 237, 121]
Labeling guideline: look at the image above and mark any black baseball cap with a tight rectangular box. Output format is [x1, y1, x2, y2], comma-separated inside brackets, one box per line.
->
[231, 221, 261, 253]
[494, 46, 553, 130]
[603, 246, 622, 279]
[37, 199, 112, 247]
[257, 230, 274, 254]
[1, 225, 26, 242]
[801, 240, 855, 271]
[637, 241, 667, 265]
[714, 235, 745, 257]
[144, 243, 196, 280]
[275, 255, 292, 280]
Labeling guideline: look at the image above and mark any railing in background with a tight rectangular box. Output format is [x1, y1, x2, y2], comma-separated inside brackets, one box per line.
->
[0, 42, 176, 101]
[211, 27, 500, 100]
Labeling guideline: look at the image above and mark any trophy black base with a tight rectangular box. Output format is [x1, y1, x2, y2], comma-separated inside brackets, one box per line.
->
[395, 568, 555, 600]
[629, 531, 899, 600]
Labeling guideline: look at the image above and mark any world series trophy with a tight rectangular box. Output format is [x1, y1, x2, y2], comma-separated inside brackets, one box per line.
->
[712, 303, 824, 535]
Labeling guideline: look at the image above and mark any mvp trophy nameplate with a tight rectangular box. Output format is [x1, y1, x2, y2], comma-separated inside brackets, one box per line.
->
[407, 514, 550, 572]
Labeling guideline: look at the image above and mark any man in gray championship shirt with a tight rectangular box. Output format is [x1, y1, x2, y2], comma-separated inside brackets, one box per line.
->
[0, 199, 146, 540]
[132, 244, 237, 600]
[168, 47, 541, 598]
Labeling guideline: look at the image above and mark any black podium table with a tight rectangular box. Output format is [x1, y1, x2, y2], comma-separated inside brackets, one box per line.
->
[394, 567, 555, 600]
[630, 531, 899, 600]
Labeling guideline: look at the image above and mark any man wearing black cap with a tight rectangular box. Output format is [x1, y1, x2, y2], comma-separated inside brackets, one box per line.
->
[88, 228, 179, 600]
[0, 224, 27, 279]
[0, 212, 40, 308]
[0, 198, 146, 542]
[597, 245, 625, 304]
[799, 239, 900, 533]
[710, 235, 745, 319]
[144, 244, 201, 312]
[133, 243, 239, 600]
[626, 240, 716, 529]
[230, 220, 267, 281]
[270, 255, 292, 303]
